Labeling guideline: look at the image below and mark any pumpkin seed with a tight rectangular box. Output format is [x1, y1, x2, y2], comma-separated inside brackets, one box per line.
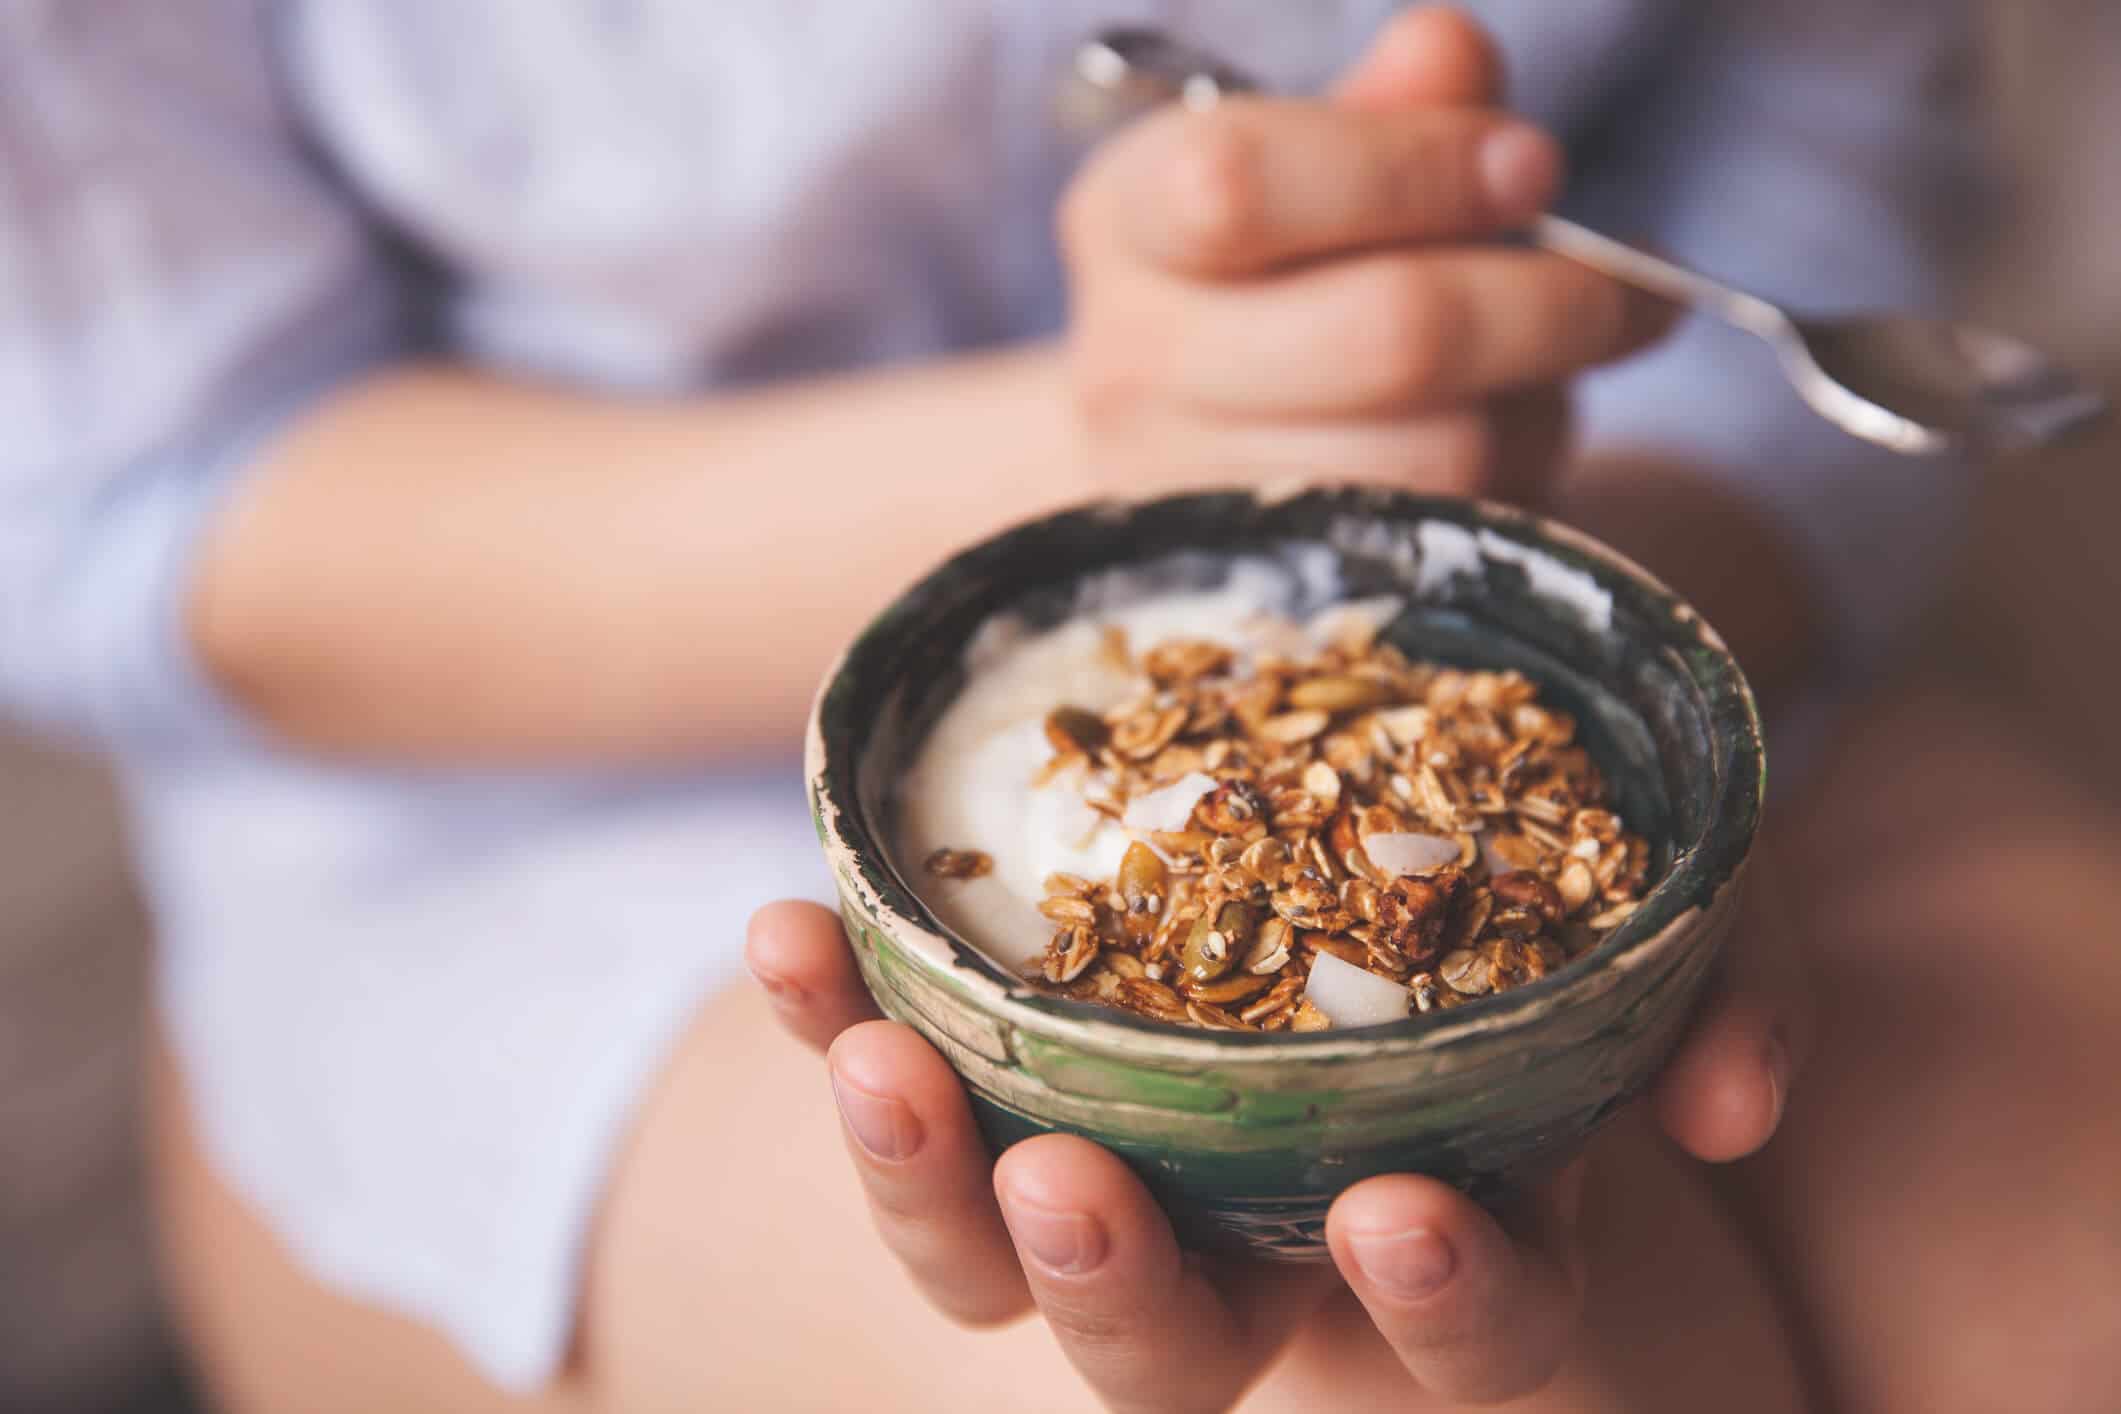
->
[1185, 971, 1274, 1006]
[1182, 901, 1257, 982]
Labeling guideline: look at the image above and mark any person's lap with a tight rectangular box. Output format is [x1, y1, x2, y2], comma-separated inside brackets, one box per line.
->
[150, 682, 2121, 1411]
[1730, 687, 2121, 1412]
[152, 984, 1801, 1412]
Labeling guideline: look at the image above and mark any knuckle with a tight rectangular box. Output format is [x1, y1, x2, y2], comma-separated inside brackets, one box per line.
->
[1165, 113, 1267, 267]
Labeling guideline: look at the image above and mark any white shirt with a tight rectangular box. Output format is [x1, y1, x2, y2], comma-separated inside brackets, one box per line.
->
[0, 0, 1980, 1388]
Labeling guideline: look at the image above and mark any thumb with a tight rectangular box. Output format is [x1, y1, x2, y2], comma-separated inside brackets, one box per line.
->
[1333, 6, 1506, 111]
[1328, 1161, 1587, 1404]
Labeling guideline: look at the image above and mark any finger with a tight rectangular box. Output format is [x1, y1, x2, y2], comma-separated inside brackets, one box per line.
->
[1652, 853, 1818, 1162]
[826, 1020, 1032, 1326]
[994, 1135, 1336, 1414]
[1118, 247, 1669, 416]
[1653, 992, 1793, 1164]
[1072, 101, 1561, 279]
[745, 900, 882, 1053]
[1328, 1166, 1587, 1405]
[1333, 5, 1506, 110]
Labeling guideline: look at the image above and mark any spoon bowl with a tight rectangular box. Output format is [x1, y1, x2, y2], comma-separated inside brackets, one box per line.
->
[1789, 316, 2111, 455]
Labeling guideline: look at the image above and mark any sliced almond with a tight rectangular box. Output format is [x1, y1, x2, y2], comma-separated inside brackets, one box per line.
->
[1257, 708, 1331, 744]
[1301, 760, 1344, 809]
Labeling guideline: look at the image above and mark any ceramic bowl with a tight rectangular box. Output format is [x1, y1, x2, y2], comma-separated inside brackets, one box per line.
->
[806, 487, 1763, 1257]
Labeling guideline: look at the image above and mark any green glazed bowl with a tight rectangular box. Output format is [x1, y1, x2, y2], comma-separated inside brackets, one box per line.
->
[806, 487, 1763, 1258]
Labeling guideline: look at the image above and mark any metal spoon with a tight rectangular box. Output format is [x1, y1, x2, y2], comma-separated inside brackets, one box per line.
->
[1062, 28, 2108, 458]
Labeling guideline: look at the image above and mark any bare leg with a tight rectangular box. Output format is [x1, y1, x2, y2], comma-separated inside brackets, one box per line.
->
[1735, 686, 2121, 1412]
[154, 997, 1803, 1411]
[148, 1040, 583, 1414]
[148, 1004, 1091, 1414]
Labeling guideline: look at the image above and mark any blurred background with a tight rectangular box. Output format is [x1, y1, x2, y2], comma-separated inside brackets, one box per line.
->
[2, 4, 2116, 1410]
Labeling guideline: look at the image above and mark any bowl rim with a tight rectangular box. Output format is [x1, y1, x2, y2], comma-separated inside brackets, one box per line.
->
[806, 487, 1764, 1064]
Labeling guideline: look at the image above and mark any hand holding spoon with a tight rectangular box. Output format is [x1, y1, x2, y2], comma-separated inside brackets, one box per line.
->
[1063, 28, 2107, 458]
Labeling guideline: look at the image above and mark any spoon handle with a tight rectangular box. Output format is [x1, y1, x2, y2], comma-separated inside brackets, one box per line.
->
[1530, 215, 1789, 341]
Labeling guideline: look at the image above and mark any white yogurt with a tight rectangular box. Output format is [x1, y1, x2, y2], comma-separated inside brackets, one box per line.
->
[895, 565, 1397, 971]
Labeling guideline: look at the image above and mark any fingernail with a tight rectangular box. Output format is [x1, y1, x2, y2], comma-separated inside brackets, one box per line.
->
[1480, 124, 1562, 219]
[831, 1071, 921, 1162]
[1763, 1027, 1792, 1128]
[1349, 1227, 1457, 1302]
[1000, 1191, 1108, 1276]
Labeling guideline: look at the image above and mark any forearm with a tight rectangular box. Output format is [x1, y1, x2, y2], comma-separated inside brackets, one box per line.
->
[186, 334, 1820, 767]
[190, 345, 1084, 762]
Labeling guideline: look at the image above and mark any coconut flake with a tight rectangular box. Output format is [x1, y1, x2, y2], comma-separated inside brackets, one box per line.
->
[1305, 596, 1403, 650]
[1364, 831, 1462, 878]
[1122, 772, 1217, 835]
[1304, 950, 1410, 1028]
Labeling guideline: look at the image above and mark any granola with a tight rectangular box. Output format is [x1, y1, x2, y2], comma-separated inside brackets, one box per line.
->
[1004, 623, 1654, 1031]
